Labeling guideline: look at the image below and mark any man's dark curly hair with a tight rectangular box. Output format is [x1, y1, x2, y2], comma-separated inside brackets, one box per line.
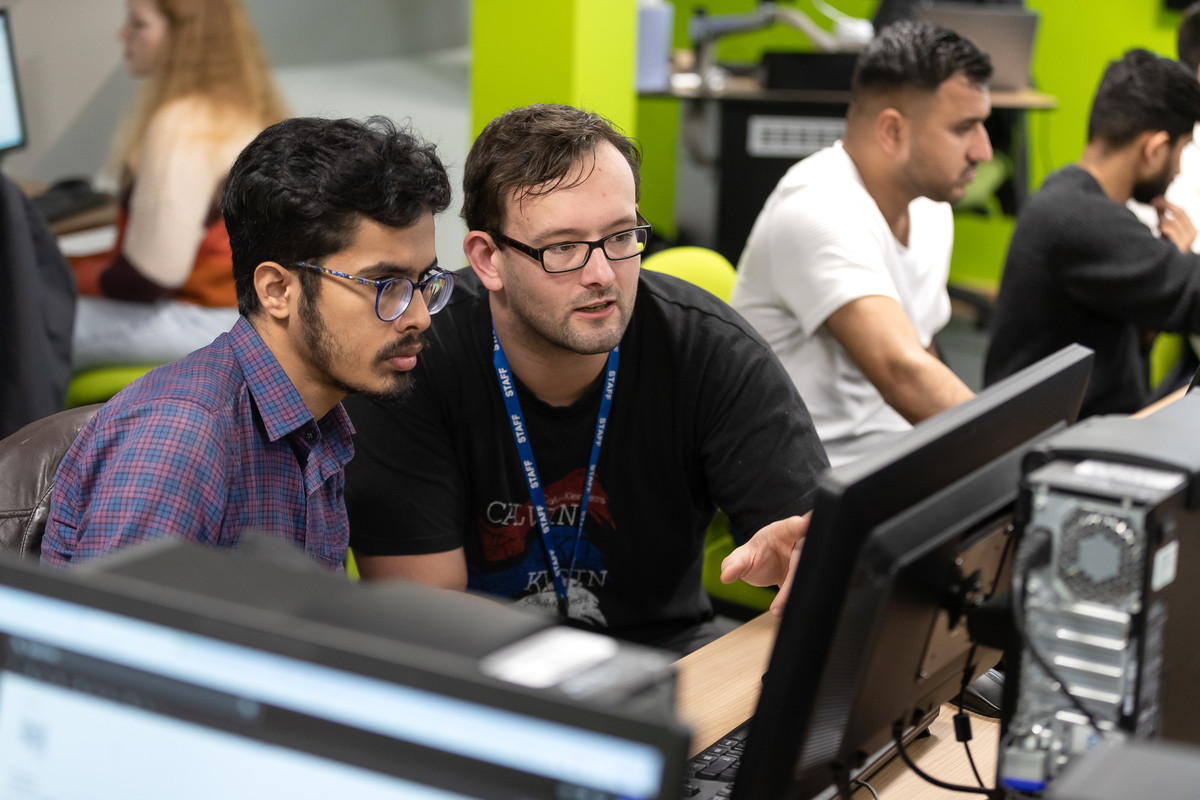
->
[1087, 49, 1200, 148]
[223, 115, 451, 317]
[851, 19, 992, 103]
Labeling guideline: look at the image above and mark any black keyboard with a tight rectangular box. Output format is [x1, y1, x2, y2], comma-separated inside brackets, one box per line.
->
[681, 724, 749, 799]
[30, 180, 112, 223]
[680, 707, 942, 799]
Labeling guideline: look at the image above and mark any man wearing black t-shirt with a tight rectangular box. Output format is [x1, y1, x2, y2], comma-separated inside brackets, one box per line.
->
[343, 104, 828, 653]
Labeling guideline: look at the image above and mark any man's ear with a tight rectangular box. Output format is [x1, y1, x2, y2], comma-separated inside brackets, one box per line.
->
[1141, 130, 1172, 172]
[254, 261, 297, 320]
[874, 107, 908, 158]
[464, 230, 504, 292]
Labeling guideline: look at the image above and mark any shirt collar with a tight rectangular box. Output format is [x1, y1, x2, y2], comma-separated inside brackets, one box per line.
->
[228, 317, 334, 443]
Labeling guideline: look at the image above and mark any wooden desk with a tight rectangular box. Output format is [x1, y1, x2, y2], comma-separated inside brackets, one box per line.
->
[648, 71, 1057, 111]
[674, 612, 779, 755]
[674, 613, 1001, 798]
[1133, 385, 1188, 419]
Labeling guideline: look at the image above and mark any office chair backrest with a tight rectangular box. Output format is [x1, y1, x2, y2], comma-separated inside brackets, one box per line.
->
[642, 246, 737, 303]
[0, 404, 101, 558]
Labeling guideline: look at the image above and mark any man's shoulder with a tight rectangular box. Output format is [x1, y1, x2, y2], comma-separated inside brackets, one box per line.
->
[126, 337, 245, 409]
[639, 271, 747, 322]
[86, 338, 250, 448]
[753, 146, 882, 243]
[1017, 165, 1148, 240]
[1026, 165, 1101, 206]
[90, 375, 236, 442]
[636, 272, 774, 354]
[772, 145, 864, 202]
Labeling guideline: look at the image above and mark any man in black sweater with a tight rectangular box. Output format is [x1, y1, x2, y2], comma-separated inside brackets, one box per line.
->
[984, 49, 1200, 416]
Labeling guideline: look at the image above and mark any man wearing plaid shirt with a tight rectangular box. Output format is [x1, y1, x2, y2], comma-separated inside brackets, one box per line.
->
[42, 117, 454, 568]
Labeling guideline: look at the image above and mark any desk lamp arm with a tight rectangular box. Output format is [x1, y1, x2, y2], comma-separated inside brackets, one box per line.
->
[688, 2, 872, 89]
[688, 5, 777, 81]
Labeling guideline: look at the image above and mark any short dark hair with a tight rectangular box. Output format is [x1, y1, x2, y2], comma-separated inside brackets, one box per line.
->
[222, 116, 451, 316]
[850, 20, 992, 102]
[1179, 1, 1200, 74]
[461, 104, 642, 234]
[1087, 49, 1200, 147]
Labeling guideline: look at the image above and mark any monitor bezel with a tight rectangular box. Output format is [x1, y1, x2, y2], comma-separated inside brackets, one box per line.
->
[0, 547, 690, 799]
[0, 8, 27, 156]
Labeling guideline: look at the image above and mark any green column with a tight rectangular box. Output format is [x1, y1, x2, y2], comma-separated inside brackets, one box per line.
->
[470, 0, 638, 139]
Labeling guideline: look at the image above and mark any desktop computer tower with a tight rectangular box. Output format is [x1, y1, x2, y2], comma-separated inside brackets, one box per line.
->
[998, 393, 1200, 797]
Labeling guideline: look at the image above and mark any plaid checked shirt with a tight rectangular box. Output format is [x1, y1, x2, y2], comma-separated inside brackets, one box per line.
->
[42, 317, 355, 569]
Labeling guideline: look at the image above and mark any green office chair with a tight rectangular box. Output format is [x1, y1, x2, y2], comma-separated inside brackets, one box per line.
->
[65, 364, 162, 408]
[642, 245, 737, 301]
[643, 246, 777, 617]
[954, 151, 1013, 217]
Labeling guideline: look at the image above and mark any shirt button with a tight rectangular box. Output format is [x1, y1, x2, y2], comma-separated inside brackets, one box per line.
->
[303, 431, 316, 442]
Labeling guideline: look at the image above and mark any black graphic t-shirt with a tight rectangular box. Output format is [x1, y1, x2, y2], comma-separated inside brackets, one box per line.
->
[344, 269, 827, 647]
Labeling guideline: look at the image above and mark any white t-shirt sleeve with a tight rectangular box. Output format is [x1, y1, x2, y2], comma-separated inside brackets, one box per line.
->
[1166, 133, 1200, 254]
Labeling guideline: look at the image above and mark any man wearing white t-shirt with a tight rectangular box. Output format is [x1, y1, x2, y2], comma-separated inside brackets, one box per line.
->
[733, 20, 992, 467]
[1170, 2, 1200, 241]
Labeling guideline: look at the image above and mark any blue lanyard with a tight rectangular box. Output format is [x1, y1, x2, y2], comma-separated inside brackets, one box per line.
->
[491, 327, 619, 619]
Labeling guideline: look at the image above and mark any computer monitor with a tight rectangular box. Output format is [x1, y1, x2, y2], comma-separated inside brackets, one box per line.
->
[0, 540, 688, 799]
[914, 2, 1040, 91]
[0, 9, 27, 156]
[730, 343, 1095, 799]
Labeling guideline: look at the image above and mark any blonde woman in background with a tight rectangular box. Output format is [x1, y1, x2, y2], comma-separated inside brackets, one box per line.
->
[71, 0, 288, 370]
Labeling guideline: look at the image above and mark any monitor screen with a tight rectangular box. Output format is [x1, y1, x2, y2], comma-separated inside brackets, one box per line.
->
[731, 343, 1094, 800]
[0, 10, 26, 155]
[0, 545, 687, 800]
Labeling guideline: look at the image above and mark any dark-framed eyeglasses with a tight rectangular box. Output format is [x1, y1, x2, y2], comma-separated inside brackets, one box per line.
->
[490, 214, 652, 274]
[296, 262, 457, 321]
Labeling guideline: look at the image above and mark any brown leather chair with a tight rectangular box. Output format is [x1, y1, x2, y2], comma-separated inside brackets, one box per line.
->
[0, 404, 101, 558]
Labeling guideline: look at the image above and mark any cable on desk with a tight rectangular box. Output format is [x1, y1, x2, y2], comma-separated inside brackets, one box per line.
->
[955, 643, 987, 789]
[850, 777, 880, 799]
[954, 519, 1017, 790]
[891, 722, 998, 798]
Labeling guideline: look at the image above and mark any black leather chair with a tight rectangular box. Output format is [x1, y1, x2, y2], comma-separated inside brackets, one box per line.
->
[0, 404, 101, 558]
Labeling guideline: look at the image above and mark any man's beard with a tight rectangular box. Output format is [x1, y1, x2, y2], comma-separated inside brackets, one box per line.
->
[1132, 159, 1174, 205]
[503, 279, 633, 357]
[299, 292, 422, 402]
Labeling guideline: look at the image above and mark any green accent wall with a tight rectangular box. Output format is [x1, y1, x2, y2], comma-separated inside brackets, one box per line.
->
[470, 0, 638, 138]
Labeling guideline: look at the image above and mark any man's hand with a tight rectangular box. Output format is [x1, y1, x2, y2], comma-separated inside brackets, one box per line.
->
[720, 513, 811, 616]
[1155, 198, 1198, 254]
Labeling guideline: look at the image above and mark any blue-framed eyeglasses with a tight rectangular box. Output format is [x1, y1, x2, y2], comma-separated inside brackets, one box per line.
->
[490, 214, 652, 274]
[296, 262, 457, 322]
